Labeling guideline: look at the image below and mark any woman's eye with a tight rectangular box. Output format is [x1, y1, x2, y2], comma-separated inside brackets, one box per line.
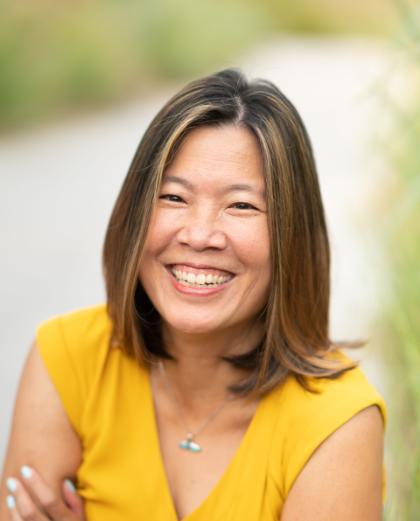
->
[230, 202, 258, 210]
[158, 196, 257, 210]
[159, 194, 185, 203]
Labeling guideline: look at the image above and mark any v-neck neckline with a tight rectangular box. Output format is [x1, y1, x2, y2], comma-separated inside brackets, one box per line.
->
[144, 364, 267, 521]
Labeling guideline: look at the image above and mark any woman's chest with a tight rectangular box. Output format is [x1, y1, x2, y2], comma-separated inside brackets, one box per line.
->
[155, 410, 255, 519]
[78, 365, 285, 520]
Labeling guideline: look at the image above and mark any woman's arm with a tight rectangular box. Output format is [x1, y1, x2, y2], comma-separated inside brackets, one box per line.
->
[280, 405, 384, 520]
[0, 341, 83, 518]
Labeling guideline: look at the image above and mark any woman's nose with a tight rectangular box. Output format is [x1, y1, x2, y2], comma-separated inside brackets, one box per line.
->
[176, 210, 227, 251]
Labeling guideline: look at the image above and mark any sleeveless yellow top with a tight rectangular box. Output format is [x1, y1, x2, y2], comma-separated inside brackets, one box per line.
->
[36, 304, 387, 520]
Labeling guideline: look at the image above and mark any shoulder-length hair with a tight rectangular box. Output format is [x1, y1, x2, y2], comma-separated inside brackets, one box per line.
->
[102, 68, 362, 399]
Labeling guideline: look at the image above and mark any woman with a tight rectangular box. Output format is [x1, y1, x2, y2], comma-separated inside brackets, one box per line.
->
[1, 68, 386, 520]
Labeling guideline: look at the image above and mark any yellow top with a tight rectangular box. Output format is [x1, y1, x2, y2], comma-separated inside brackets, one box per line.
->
[36, 304, 387, 520]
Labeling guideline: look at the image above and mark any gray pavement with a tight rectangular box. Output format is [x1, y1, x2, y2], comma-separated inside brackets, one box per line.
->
[0, 37, 394, 466]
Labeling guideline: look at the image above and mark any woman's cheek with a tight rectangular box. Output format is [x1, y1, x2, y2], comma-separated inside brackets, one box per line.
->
[231, 219, 270, 257]
[148, 211, 181, 246]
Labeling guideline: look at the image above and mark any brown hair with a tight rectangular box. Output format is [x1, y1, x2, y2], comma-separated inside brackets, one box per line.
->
[102, 68, 363, 399]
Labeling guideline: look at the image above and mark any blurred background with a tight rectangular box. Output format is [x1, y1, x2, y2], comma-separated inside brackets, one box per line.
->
[0, 0, 418, 517]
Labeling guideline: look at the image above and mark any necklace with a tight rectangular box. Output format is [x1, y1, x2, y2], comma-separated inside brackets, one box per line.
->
[157, 360, 235, 453]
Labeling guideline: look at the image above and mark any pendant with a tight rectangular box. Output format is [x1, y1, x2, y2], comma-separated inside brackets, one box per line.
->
[179, 432, 202, 452]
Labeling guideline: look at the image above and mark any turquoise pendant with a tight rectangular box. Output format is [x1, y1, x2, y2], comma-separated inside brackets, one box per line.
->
[179, 433, 202, 452]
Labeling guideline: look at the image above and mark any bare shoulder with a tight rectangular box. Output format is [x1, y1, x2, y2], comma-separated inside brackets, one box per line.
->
[0, 341, 82, 512]
[280, 405, 384, 521]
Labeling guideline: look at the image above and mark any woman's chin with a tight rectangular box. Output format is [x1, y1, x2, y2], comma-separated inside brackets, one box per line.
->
[163, 317, 223, 336]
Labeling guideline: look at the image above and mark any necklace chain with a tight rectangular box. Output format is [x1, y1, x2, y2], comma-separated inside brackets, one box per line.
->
[157, 360, 235, 449]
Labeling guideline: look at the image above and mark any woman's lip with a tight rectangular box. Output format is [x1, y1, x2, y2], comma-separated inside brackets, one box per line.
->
[165, 266, 234, 296]
[166, 263, 235, 276]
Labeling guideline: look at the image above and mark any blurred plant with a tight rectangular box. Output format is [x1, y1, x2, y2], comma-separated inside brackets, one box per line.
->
[0, 0, 396, 133]
[0, 0, 267, 132]
[263, 0, 396, 35]
[373, 1, 420, 518]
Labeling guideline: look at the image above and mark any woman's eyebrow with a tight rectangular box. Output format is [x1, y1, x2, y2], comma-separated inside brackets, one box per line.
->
[162, 175, 265, 197]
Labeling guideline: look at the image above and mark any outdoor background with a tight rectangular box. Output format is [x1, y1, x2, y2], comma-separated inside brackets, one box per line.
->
[1, 1, 419, 518]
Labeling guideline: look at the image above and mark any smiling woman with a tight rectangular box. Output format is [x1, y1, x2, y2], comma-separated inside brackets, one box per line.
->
[138, 125, 271, 339]
[0, 69, 386, 521]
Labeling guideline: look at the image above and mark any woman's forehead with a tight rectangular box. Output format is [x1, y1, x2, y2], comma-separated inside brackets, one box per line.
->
[162, 125, 265, 191]
[173, 124, 261, 160]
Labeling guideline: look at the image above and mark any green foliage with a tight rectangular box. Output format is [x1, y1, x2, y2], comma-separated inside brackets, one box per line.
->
[378, 5, 420, 517]
[0, 0, 397, 132]
[0, 0, 268, 132]
[128, 0, 266, 79]
[263, 0, 396, 36]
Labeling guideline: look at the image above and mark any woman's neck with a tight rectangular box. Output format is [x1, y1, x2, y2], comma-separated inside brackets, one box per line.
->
[155, 321, 263, 411]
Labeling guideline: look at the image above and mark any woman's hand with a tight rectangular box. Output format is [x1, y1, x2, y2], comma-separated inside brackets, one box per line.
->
[5, 465, 85, 520]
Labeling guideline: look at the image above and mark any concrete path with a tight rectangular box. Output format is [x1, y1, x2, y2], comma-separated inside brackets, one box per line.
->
[0, 37, 394, 466]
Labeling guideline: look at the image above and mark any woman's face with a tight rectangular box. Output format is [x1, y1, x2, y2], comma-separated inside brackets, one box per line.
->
[138, 124, 271, 337]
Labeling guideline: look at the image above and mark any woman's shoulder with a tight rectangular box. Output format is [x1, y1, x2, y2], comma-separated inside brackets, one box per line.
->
[35, 304, 114, 401]
[36, 303, 111, 354]
[36, 302, 110, 335]
[267, 349, 387, 501]
[274, 350, 387, 429]
[34, 304, 119, 436]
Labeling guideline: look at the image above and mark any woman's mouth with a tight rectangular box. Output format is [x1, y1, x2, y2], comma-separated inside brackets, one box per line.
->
[166, 264, 235, 291]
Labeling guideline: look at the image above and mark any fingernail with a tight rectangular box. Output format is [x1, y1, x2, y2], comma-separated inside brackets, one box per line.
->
[65, 479, 76, 493]
[6, 478, 17, 493]
[6, 495, 16, 510]
[20, 465, 33, 479]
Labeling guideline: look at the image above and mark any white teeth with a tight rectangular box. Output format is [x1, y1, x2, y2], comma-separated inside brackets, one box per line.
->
[171, 267, 231, 287]
[197, 274, 206, 284]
